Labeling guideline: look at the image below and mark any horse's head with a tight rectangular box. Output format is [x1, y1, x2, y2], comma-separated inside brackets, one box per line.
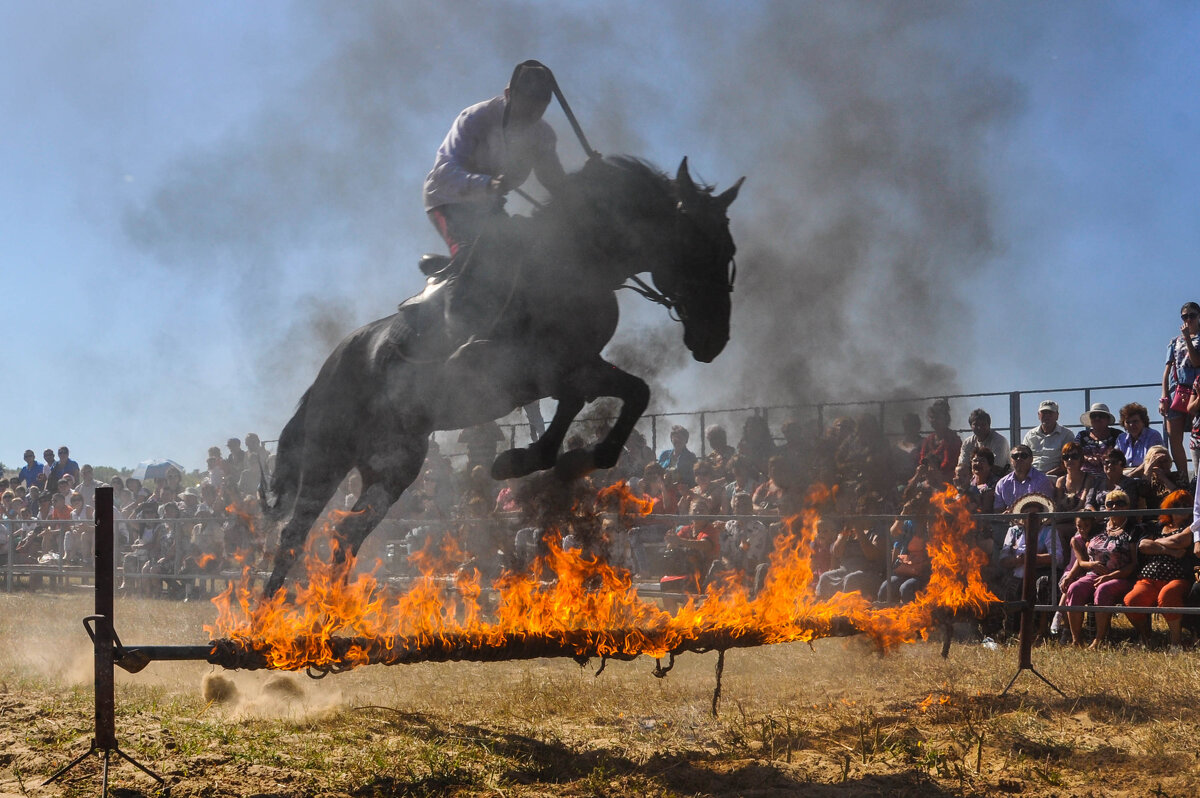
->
[652, 158, 743, 363]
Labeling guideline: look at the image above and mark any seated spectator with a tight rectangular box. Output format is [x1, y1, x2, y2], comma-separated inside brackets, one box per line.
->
[722, 456, 760, 514]
[1077, 403, 1121, 476]
[1135, 445, 1180, 504]
[993, 444, 1055, 514]
[121, 501, 162, 593]
[997, 510, 1064, 637]
[658, 424, 698, 488]
[877, 493, 933, 604]
[707, 492, 769, 590]
[1124, 489, 1194, 648]
[1116, 402, 1164, 471]
[963, 447, 999, 522]
[751, 456, 788, 515]
[660, 494, 721, 596]
[1023, 400, 1074, 476]
[61, 492, 92, 565]
[817, 496, 887, 600]
[956, 408, 1011, 483]
[601, 517, 634, 572]
[1060, 488, 1138, 648]
[704, 424, 737, 477]
[1089, 448, 1156, 512]
[917, 399, 961, 487]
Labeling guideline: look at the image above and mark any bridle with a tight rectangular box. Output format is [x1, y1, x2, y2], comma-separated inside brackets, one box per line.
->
[620, 202, 736, 323]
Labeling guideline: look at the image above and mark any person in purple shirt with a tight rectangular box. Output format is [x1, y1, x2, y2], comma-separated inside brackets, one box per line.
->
[1115, 402, 1164, 472]
[993, 444, 1055, 512]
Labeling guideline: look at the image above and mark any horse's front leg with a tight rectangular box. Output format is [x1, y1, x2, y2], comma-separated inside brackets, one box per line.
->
[554, 360, 649, 480]
[491, 395, 585, 480]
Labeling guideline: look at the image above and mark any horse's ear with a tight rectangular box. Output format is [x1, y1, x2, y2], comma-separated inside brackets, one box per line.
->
[676, 157, 698, 197]
[715, 177, 745, 211]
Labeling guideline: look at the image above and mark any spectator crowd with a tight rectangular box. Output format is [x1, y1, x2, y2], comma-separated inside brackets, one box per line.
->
[2, 302, 1199, 646]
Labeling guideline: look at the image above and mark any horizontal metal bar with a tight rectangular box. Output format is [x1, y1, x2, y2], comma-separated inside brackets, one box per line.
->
[1034, 604, 1200, 616]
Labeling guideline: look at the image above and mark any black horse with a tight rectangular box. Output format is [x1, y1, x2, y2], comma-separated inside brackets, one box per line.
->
[262, 156, 743, 597]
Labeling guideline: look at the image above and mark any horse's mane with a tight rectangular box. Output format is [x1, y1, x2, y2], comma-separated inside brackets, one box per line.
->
[543, 155, 680, 219]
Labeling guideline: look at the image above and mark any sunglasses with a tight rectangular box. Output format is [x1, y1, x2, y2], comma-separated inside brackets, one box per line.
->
[1183, 312, 1199, 321]
[1011, 452, 1032, 460]
[1062, 452, 1081, 461]
[1104, 501, 1129, 509]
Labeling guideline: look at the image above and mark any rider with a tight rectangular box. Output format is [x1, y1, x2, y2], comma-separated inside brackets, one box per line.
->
[422, 60, 567, 258]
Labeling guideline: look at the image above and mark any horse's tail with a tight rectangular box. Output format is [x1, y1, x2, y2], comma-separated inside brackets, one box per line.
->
[261, 388, 311, 522]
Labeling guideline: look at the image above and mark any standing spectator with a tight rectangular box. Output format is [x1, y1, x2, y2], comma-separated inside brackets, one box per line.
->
[894, 412, 924, 482]
[917, 399, 961, 487]
[956, 408, 1011, 482]
[617, 428, 655, 481]
[1022, 400, 1074, 476]
[238, 433, 270, 496]
[50, 446, 80, 484]
[1115, 402, 1164, 471]
[658, 424, 698, 488]
[225, 438, 247, 479]
[459, 421, 505, 472]
[40, 449, 57, 487]
[736, 415, 777, 481]
[1160, 301, 1200, 480]
[1076, 403, 1121, 476]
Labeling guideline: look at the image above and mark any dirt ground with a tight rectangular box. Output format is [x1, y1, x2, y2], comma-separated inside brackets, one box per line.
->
[3, 591, 1199, 797]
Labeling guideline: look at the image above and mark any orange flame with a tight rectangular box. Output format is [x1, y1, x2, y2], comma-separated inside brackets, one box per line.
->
[206, 483, 996, 670]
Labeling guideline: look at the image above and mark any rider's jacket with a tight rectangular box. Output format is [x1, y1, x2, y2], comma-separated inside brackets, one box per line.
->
[422, 95, 557, 212]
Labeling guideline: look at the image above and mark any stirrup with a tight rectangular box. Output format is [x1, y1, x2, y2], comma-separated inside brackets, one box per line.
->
[419, 253, 452, 277]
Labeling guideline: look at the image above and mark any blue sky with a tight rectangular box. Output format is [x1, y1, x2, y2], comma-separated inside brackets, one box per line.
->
[2, 1, 1197, 471]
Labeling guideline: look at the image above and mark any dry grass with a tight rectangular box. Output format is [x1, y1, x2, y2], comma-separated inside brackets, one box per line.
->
[3, 591, 1200, 796]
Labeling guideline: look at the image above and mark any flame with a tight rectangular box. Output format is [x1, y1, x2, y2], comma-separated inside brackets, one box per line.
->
[206, 482, 997, 670]
[196, 553, 216, 568]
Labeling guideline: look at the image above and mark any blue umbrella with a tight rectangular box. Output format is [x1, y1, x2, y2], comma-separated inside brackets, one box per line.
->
[130, 459, 186, 481]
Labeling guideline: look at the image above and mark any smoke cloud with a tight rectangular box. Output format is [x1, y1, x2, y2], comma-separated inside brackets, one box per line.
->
[122, 1, 1025, 438]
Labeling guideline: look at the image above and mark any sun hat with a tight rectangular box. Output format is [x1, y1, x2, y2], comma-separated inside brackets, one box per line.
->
[1080, 402, 1115, 426]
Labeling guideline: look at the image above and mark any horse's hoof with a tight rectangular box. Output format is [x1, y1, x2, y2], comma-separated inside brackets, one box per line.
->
[492, 448, 530, 480]
[554, 448, 596, 482]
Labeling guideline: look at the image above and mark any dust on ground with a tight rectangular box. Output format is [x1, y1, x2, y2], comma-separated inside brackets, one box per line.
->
[3, 592, 1198, 797]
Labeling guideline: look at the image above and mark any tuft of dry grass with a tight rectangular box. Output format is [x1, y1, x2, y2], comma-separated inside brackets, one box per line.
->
[3, 592, 1200, 796]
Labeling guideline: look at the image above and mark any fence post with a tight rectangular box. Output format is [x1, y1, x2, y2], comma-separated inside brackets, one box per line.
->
[650, 414, 658, 454]
[1009, 391, 1021, 449]
[699, 412, 707, 458]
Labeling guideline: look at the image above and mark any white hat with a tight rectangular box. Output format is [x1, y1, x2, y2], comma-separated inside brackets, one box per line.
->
[1080, 402, 1115, 426]
[1037, 400, 1059, 413]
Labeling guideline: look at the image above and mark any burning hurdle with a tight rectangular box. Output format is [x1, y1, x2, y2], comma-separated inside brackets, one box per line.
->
[52, 484, 1190, 795]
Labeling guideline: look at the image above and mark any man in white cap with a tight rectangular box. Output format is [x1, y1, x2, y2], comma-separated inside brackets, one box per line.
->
[1022, 400, 1074, 476]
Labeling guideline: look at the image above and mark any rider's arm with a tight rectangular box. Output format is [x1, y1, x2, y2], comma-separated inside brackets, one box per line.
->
[424, 101, 501, 207]
[533, 147, 567, 196]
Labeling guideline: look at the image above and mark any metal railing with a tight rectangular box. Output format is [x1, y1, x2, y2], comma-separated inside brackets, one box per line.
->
[474, 381, 1166, 458]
